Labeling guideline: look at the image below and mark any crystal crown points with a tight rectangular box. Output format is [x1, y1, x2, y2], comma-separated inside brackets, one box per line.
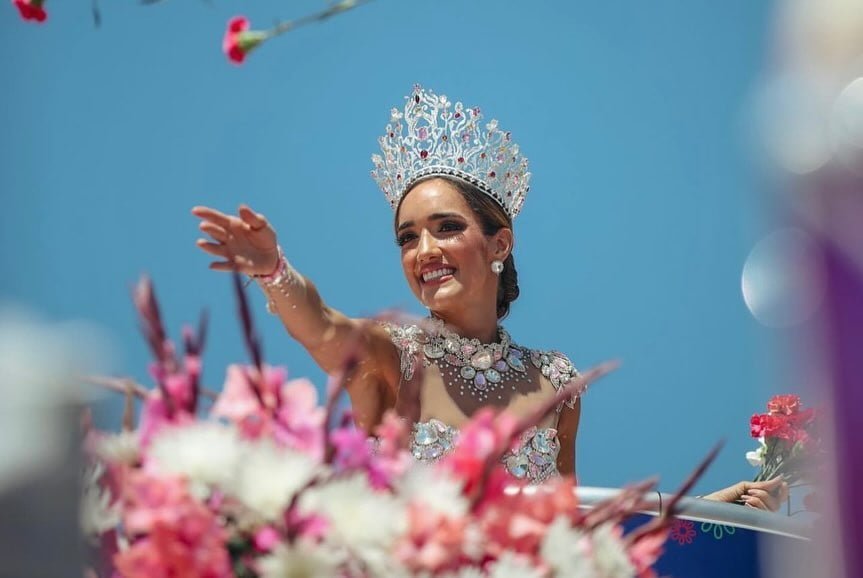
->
[370, 85, 530, 219]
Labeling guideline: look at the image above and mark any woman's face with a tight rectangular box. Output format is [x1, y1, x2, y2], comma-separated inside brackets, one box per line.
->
[395, 178, 510, 317]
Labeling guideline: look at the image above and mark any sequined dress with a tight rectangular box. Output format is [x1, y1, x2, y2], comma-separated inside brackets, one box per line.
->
[382, 320, 583, 485]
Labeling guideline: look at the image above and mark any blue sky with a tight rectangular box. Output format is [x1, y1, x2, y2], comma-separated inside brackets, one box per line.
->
[1, 0, 790, 493]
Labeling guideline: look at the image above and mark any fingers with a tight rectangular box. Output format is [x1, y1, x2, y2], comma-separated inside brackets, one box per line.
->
[192, 206, 233, 228]
[208, 255, 255, 272]
[199, 222, 228, 243]
[209, 261, 239, 272]
[776, 481, 790, 502]
[238, 204, 268, 231]
[743, 488, 779, 511]
[749, 477, 789, 501]
[742, 494, 768, 510]
[196, 239, 228, 257]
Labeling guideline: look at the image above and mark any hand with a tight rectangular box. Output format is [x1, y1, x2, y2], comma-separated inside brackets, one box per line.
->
[191, 204, 279, 276]
[701, 477, 789, 512]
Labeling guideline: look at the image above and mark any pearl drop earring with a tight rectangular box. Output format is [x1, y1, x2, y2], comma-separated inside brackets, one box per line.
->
[491, 260, 504, 274]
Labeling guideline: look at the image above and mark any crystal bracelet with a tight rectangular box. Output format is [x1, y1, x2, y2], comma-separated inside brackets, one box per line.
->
[252, 247, 302, 315]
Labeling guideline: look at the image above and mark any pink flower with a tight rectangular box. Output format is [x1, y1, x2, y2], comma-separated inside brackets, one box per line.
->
[394, 503, 471, 573]
[629, 527, 668, 578]
[285, 508, 330, 542]
[138, 392, 194, 447]
[222, 17, 268, 65]
[114, 472, 231, 578]
[478, 474, 580, 560]
[213, 365, 326, 461]
[669, 519, 696, 545]
[211, 364, 265, 424]
[274, 377, 325, 457]
[366, 412, 412, 488]
[12, 0, 46, 22]
[331, 424, 373, 472]
[253, 525, 282, 553]
[441, 408, 518, 496]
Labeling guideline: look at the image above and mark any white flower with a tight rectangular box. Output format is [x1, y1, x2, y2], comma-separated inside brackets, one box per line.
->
[747, 437, 768, 467]
[80, 463, 120, 538]
[298, 473, 406, 564]
[257, 540, 345, 578]
[746, 450, 764, 467]
[591, 523, 636, 578]
[488, 552, 543, 578]
[149, 422, 241, 496]
[230, 439, 319, 521]
[94, 430, 140, 465]
[540, 516, 598, 578]
[397, 464, 468, 518]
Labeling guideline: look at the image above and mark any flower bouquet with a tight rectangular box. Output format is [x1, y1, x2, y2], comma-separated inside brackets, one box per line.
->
[81, 275, 701, 578]
[747, 394, 824, 485]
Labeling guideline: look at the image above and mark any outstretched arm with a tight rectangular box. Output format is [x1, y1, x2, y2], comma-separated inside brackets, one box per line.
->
[192, 204, 399, 430]
[556, 397, 582, 479]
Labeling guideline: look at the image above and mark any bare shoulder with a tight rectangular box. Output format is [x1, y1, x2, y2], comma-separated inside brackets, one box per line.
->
[526, 348, 584, 409]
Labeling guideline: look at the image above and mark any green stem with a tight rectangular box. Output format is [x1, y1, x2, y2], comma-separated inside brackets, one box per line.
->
[269, 0, 375, 38]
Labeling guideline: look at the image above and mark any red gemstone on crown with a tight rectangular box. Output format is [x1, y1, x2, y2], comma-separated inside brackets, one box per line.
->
[420, 150, 429, 159]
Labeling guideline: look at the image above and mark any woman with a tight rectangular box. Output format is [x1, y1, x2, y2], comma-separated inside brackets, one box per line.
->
[192, 85, 786, 508]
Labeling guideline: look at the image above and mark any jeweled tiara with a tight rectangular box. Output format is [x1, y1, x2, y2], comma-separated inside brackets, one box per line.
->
[370, 85, 530, 220]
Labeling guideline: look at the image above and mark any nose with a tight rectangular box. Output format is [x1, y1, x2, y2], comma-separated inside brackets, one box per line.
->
[416, 229, 441, 264]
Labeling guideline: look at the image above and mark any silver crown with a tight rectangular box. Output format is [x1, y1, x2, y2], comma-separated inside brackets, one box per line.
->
[370, 85, 530, 219]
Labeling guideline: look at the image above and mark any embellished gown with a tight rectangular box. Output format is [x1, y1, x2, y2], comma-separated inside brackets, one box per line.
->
[382, 319, 584, 484]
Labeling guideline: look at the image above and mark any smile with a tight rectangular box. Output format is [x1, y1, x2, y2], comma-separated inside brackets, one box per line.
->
[421, 267, 456, 283]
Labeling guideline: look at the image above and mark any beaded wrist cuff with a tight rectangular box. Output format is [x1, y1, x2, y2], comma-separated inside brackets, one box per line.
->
[254, 249, 302, 315]
[251, 246, 285, 283]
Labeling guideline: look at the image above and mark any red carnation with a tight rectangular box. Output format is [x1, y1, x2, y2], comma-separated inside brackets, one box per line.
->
[788, 406, 816, 429]
[12, 0, 47, 22]
[767, 394, 801, 416]
[222, 16, 267, 65]
[750, 413, 795, 441]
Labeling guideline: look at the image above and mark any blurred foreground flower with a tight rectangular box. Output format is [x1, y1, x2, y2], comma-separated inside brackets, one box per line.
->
[11, 0, 46, 22]
[81, 276, 694, 576]
[222, 16, 268, 65]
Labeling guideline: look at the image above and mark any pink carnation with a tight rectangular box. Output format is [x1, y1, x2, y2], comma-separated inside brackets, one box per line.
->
[212, 365, 325, 458]
[441, 408, 517, 496]
[114, 472, 230, 578]
[394, 503, 472, 573]
[478, 475, 580, 559]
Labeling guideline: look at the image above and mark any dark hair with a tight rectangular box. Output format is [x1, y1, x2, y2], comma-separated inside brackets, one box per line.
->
[397, 176, 520, 320]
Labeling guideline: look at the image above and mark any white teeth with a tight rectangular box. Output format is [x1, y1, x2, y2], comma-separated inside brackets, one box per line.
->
[422, 268, 455, 282]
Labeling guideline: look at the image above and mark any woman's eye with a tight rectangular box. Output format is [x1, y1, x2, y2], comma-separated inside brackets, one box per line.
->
[440, 221, 464, 233]
[396, 233, 416, 246]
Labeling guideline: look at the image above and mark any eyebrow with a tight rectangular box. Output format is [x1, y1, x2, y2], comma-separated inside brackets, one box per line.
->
[397, 212, 465, 232]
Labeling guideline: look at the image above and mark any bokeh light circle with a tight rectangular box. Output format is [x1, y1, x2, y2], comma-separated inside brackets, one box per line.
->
[741, 228, 825, 328]
[752, 75, 833, 175]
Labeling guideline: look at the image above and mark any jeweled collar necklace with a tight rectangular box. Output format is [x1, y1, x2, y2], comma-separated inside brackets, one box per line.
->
[422, 317, 529, 403]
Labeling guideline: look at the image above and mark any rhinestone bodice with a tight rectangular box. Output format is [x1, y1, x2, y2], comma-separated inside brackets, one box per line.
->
[410, 419, 561, 484]
[381, 319, 583, 413]
[381, 319, 583, 485]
